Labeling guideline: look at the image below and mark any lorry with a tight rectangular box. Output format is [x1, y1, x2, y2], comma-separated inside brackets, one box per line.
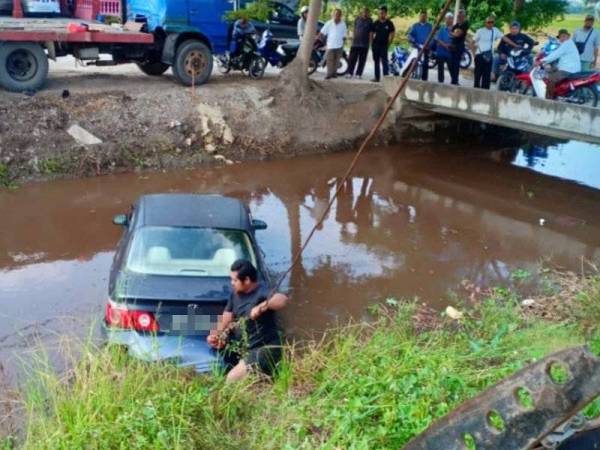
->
[0, 0, 235, 92]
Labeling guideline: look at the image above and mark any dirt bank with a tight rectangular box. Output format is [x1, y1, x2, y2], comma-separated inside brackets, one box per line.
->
[0, 64, 396, 186]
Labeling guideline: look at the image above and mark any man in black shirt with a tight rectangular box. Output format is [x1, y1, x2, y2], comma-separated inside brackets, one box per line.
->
[370, 5, 396, 82]
[207, 259, 288, 381]
[347, 7, 373, 78]
[493, 21, 535, 80]
[449, 8, 469, 85]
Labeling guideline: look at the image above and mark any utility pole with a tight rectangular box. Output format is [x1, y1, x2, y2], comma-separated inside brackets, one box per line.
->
[454, 0, 461, 24]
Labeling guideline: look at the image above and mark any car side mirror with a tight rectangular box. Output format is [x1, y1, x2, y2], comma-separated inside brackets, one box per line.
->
[252, 219, 268, 230]
[113, 214, 129, 227]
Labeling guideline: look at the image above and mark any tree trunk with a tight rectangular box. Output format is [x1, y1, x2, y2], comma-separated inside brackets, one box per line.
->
[454, 0, 462, 24]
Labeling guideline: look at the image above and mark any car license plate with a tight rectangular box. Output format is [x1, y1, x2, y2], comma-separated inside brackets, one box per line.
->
[167, 314, 221, 334]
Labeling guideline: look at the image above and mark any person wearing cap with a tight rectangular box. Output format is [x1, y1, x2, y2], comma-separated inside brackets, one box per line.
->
[434, 12, 454, 83]
[472, 16, 504, 89]
[347, 7, 373, 78]
[370, 5, 395, 82]
[493, 20, 535, 81]
[408, 10, 433, 81]
[319, 8, 348, 80]
[298, 5, 308, 39]
[535, 29, 581, 99]
[573, 14, 599, 71]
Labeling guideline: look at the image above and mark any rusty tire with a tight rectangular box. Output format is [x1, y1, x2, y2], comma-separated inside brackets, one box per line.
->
[173, 40, 213, 87]
[0, 42, 48, 92]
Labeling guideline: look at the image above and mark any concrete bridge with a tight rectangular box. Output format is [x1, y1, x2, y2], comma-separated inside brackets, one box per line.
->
[384, 79, 600, 145]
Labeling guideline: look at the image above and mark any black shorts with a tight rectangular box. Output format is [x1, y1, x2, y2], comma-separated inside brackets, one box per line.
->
[221, 344, 282, 376]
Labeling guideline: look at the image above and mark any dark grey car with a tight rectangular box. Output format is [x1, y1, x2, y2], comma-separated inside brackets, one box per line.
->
[103, 194, 270, 372]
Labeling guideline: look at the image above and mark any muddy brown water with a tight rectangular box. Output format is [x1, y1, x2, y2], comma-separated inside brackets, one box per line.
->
[1, 140, 600, 383]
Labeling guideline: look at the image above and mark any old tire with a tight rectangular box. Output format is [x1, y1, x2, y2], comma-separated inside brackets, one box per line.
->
[460, 49, 472, 69]
[336, 53, 349, 76]
[172, 40, 213, 86]
[249, 54, 266, 79]
[136, 61, 169, 76]
[0, 42, 48, 92]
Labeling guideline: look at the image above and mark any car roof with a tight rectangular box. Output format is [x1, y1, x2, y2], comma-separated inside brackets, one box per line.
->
[136, 194, 251, 230]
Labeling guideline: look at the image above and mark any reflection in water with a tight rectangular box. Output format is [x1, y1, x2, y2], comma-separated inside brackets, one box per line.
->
[1, 143, 600, 356]
[512, 141, 600, 190]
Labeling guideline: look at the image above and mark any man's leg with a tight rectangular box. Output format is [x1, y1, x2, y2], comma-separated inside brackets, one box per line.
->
[422, 52, 429, 81]
[357, 47, 368, 76]
[482, 57, 492, 89]
[325, 49, 336, 78]
[372, 46, 381, 81]
[381, 46, 390, 76]
[437, 56, 445, 83]
[474, 54, 483, 88]
[546, 70, 568, 99]
[450, 50, 460, 85]
[347, 46, 359, 76]
[334, 48, 342, 76]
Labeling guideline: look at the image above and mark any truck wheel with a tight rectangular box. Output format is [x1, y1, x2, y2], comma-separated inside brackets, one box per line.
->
[172, 40, 213, 86]
[136, 61, 170, 76]
[0, 42, 49, 92]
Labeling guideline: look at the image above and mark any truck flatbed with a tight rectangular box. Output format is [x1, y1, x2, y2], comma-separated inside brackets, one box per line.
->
[0, 17, 153, 44]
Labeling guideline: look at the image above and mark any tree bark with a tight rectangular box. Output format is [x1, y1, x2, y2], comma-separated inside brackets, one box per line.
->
[454, 0, 462, 24]
[299, 0, 322, 74]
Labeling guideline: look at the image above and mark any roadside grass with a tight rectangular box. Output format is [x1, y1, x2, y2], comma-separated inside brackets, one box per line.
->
[17, 274, 600, 450]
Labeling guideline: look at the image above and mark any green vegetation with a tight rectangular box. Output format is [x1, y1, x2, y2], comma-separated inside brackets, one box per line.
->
[225, 0, 273, 22]
[16, 274, 600, 449]
[38, 159, 63, 175]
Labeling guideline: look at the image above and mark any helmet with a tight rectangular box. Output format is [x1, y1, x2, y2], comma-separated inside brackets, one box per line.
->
[300, 6, 308, 14]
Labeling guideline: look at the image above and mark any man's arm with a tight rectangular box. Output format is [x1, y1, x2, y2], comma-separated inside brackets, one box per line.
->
[207, 310, 234, 348]
[542, 42, 565, 64]
[389, 21, 396, 46]
[502, 35, 519, 48]
[250, 293, 289, 320]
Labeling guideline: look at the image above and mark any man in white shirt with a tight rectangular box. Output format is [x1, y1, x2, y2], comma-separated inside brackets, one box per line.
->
[536, 29, 581, 99]
[472, 16, 510, 89]
[319, 8, 347, 79]
[297, 6, 308, 39]
[573, 15, 599, 71]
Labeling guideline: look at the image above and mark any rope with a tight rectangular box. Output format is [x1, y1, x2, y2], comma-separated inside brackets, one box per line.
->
[272, 0, 455, 292]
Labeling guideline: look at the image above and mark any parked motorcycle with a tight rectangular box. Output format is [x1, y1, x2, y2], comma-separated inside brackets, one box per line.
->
[390, 45, 422, 79]
[496, 44, 535, 92]
[428, 47, 472, 69]
[513, 38, 559, 95]
[216, 34, 267, 79]
[310, 37, 349, 77]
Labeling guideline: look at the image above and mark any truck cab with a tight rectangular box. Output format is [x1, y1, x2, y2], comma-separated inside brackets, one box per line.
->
[128, 0, 235, 85]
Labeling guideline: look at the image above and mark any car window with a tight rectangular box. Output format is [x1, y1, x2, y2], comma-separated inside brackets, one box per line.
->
[125, 226, 256, 277]
[270, 3, 296, 24]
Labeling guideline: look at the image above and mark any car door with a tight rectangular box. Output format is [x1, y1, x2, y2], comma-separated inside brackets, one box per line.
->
[188, 0, 235, 53]
[266, 2, 299, 41]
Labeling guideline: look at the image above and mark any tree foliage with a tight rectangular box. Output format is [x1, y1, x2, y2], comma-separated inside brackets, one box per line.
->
[340, 0, 569, 30]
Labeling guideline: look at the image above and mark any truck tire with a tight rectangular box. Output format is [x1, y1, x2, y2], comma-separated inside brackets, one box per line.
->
[0, 42, 48, 92]
[136, 61, 170, 76]
[172, 40, 213, 86]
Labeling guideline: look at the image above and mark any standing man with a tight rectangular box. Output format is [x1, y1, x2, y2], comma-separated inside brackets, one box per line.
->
[472, 16, 503, 89]
[573, 14, 599, 71]
[371, 5, 395, 82]
[493, 21, 535, 81]
[347, 7, 373, 79]
[535, 29, 581, 99]
[434, 12, 454, 83]
[297, 5, 309, 39]
[207, 259, 289, 382]
[408, 10, 433, 81]
[449, 8, 469, 85]
[319, 8, 348, 80]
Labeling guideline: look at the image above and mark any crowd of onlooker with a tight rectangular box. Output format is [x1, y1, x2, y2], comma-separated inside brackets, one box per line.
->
[300, 5, 599, 95]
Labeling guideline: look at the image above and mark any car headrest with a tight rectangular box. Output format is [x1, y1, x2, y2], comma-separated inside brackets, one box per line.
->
[147, 246, 171, 263]
[213, 248, 237, 267]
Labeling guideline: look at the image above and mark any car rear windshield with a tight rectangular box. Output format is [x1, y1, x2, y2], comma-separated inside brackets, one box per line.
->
[125, 226, 256, 277]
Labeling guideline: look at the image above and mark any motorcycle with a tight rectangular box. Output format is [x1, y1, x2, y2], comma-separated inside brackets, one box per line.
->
[390, 45, 423, 79]
[496, 44, 535, 92]
[310, 37, 349, 77]
[513, 36, 600, 107]
[216, 34, 267, 79]
[428, 46, 472, 69]
[258, 29, 308, 70]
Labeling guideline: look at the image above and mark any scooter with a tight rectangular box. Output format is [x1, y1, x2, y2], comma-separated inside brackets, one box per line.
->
[428, 46, 472, 69]
[496, 44, 535, 92]
[310, 37, 349, 77]
[513, 37, 559, 94]
[391, 45, 423, 79]
[216, 34, 267, 79]
[258, 29, 306, 70]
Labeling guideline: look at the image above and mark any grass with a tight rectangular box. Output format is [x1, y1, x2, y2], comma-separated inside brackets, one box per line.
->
[10, 273, 600, 449]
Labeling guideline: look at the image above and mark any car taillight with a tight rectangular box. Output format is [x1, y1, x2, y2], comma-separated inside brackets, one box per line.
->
[105, 301, 159, 332]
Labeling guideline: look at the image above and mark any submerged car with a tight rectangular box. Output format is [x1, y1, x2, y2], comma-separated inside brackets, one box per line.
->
[103, 194, 270, 372]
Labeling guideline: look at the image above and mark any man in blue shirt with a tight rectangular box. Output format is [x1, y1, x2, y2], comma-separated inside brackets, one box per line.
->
[231, 17, 256, 56]
[409, 10, 433, 81]
[434, 12, 454, 83]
